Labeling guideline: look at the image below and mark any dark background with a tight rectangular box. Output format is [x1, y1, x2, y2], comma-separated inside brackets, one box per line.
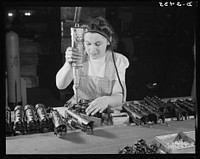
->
[3, 2, 197, 107]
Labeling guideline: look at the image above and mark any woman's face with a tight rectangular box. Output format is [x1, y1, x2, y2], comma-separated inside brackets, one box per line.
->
[84, 32, 109, 60]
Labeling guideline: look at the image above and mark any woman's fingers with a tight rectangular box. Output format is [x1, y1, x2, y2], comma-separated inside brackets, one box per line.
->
[91, 107, 101, 116]
[86, 97, 109, 116]
[65, 47, 83, 63]
[86, 103, 104, 116]
[99, 107, 106, 113]
[86, 102, 99, 116]
[85, 103, 94, 115]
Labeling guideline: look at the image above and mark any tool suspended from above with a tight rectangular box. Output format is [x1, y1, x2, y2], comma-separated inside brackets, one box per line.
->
[71, 7, 86, 104]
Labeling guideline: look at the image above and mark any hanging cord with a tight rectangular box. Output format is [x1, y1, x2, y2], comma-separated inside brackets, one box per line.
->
[104, 36, 125, 103]
[73, 7, 82, 26]
[111, 48, 125, 103]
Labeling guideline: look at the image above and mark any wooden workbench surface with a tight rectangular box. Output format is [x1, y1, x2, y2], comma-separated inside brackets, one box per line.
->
[6, 119, 196, 154]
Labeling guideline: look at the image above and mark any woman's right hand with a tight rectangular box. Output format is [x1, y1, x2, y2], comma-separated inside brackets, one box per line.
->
[65, 47, 83, 64]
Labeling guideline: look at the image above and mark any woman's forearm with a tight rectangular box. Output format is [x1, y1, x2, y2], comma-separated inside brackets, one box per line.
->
[56, 62, 73, 89]
[106, 93, 123, 108]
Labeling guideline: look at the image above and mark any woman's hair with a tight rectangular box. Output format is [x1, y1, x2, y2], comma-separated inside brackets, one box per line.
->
[80, 16, 118, 50]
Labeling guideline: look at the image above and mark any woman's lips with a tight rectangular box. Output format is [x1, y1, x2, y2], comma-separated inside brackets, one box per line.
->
[90, 53, 98, 56]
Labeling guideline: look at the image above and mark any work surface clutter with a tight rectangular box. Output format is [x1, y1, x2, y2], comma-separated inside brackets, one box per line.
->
[6, 96, 196, 154]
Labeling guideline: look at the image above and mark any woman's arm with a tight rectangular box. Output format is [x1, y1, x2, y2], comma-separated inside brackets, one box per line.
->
[105, 92, 123, 107]
[56, 47, 83, 89]
[56, 62, 73, 89]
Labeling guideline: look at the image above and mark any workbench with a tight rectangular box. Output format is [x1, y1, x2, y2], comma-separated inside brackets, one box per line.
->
[6, 118, 196, 154]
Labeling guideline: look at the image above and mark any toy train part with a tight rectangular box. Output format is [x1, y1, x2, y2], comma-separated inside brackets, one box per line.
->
[66, 99, 113, 126]
[138, 103, 165, 124]
[185, 97, 197, 107]
[122, 96, 196, 126]
[67, 99, 113, 116]
[175, 99, 196, 116]
[35, 103, 51, 132]
[144, 96, 196, 119]
[13, 105, 26, 134]
[65, 108, 94, 134]
[148, 96, 185, 120]
[122, 103, 145, 125]
[50, 109, 67, 137]
[122, 101, 165, 125]
[144, 96, 169, 114]
[151, 96, 170, 114]
[165, 97, 196, 119]
[119, 138, 161, 154]
[24, 104, 39, 132]
[6, 106, 13, 136]
[166, 100, 188, 120]
[68, 99, 92, 114]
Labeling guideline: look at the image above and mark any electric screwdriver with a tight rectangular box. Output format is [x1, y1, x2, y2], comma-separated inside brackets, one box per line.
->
[70, 25, 86, 104]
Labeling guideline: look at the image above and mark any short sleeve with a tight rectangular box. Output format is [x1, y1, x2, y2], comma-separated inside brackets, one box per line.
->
[114, 53, 130, 81]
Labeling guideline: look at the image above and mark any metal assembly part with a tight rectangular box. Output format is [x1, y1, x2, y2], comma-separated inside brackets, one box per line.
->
[142, 103, 165, 124]
[35, 103, 50, 132]
[144, 96, 167, 114]
[13, 105, 26, 134]
[166, 100, 188, 120]
[143, 96, 166, 123]
[24, 104, 39, 132]
[122, 97, 166, 125]
[68, 100, 113, 125]
[122, 103, 145, 125]
[176, 99, 196, 116]
[65, 100, 103, 127]
[136, 103, 158, 124]
[65, 108, 94, 134]
[50, 109, 67, 137]
[6, 106, 13, 136]
[119, 139, 161, 154]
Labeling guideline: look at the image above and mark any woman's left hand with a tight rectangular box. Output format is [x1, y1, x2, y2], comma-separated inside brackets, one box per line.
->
[85, 96, 109, 116]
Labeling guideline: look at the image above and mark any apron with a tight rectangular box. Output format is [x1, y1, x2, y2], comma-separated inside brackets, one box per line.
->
[67, 51, 116, 105]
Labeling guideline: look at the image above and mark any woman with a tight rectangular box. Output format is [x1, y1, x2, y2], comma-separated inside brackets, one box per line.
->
[56, 16, 129, 116]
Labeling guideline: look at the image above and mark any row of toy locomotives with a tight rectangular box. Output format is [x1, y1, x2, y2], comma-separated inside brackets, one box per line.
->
[6, 104, 54, 136]
[5, 102, 98, 137]
[121, 96, 196, 127]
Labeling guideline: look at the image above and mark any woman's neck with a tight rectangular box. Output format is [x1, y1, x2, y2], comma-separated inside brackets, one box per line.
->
[89, 54, 106, 62]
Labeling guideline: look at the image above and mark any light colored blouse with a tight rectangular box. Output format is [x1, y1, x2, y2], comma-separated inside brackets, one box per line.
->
[69, 51, 130, 104]
[88, 52, 129, 95]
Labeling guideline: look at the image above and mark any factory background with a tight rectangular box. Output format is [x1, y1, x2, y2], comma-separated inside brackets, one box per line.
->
[3, 2, 197, 108]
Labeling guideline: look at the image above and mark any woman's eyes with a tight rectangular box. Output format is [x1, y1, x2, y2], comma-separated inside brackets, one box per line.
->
[96, 43, 101, 46]
[85, 42, 101, 46]
[85, 42, 91, 45]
